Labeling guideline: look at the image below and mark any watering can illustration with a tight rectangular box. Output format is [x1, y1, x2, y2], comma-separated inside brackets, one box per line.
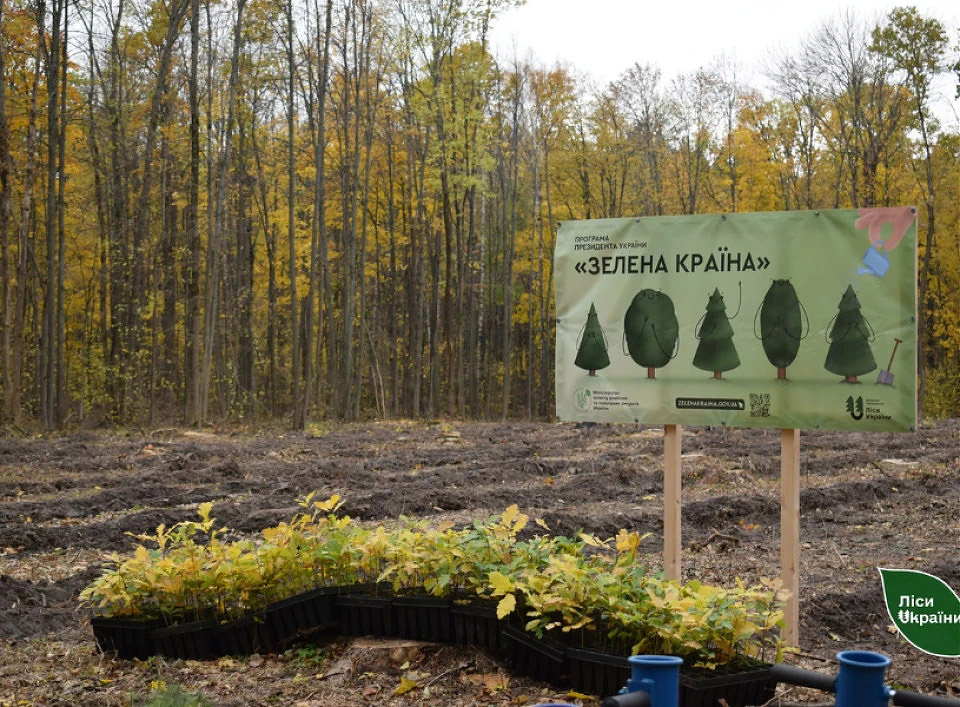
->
[855, 207, 915, 278]
[859, 246, 890, 277]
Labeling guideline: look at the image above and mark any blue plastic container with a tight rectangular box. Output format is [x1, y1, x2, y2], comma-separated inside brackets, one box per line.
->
[835, 650, 892, 707]
[626, 655, 682, 707]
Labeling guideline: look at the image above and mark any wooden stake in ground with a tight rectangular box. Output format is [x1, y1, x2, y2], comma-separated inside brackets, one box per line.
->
[781, 428, 800, 646]
[663, 424, 682, 581]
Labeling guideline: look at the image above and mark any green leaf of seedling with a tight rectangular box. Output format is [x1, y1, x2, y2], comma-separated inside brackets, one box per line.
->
[879, 568, 960, 657]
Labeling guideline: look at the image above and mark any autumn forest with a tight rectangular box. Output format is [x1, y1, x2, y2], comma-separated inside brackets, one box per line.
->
[0, 0, 957, 429]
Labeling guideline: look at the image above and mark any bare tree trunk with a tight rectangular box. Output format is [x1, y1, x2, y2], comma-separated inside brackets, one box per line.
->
[317, 1, 334, 417]
[79, 2, 110, 402]
[235, 122, 254, 414]
[542, 146, 556, 417]
[286, 0, 301, 426]
[250, 107, 278, 414]
[160, 138, 178, 411]
[915, 105, 936, 417]
[7, 49, 41, 424]
[305, 0, 332, 419]
[40, 0, 63, 429]
[124, 0, 188, 419]
[105, 0, 128, 420]
[185, 0, 201, 424]
[501, 68, 522, 421]
[318, 104, 332, 417]
[385, 136, 399, 415]
[56, 3, 68, 422]
[200, 0, 246, 423]
[407, 128, 426, 417]
[0, 0, 12, 423]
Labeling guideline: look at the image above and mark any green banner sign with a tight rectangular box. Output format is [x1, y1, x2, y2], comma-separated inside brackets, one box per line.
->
[554, 209, 917, 431]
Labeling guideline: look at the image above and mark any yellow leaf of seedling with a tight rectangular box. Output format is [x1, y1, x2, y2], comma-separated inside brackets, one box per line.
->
[580, 532, 601, 547]
[616, 529, 640, 554]
[197, 502, 213, 522]
[488, 571, 513, 596]
[314, 494, 342, 512]
[534, 517, 551, 531]
[496, 593, 517, 619]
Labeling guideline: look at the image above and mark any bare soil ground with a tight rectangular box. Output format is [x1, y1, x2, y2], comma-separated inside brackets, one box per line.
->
[0, 421, 958, 706]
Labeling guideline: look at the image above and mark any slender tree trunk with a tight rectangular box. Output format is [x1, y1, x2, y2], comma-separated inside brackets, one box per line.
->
[104, 0, 127, 419]
[916, 111, 936, 416]
[81, 2, 110, 394]
[56, 5, 68, 422]
[125, 0, 188, 419]
[542, 146, 556, 416]
[185, 0, 201, 424]
[408, 128, 426, 417]
[305, 0, 332, 419]
[202, 0, 214, 414]
[40, 0, 63, 429]
[235, 124, 254, 413]
[286, 0, 301, 426]
[200, 0, 246, 423]
[501, 74, 521, 421]
[250, 109, 277, 414]
[161, 149, 178, 410]
[8, 50, 41, 424]
[385, 137, 399, 415]
[267, 221, 278, 413]
[317, 1, 334, 417]
[0, 0, 12, 423]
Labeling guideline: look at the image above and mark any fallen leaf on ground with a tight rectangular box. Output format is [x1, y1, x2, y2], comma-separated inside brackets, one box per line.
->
[393, 675, 418, 695]
[466, 672, 510, 693]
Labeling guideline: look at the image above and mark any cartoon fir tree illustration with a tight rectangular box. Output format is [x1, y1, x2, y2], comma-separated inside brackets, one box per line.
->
[623, 289, 679, 379]
[693, 288, 740, 379]
[825, 284, 876, 383]
[757, 279, 806, 380]
[574, 303, 610, 376]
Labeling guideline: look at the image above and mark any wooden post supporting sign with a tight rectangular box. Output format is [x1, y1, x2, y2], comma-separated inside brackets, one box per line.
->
[663, 424, 682, 581]
[781, 428, 800, 646]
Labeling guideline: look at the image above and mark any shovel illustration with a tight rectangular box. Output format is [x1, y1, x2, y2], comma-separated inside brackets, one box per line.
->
[876, 338, 903, 385]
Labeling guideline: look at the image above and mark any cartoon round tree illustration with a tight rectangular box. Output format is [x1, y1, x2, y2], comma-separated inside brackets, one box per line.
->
[825, 284, 876, 383]
[693, 288, 740, 379]
[756, 279, 806, 380]
[623, 289, 679, 379]
[574, 303, 610, 376]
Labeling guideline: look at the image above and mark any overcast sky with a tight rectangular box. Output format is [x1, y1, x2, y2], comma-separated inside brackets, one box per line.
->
[489, 0, 960, 127]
